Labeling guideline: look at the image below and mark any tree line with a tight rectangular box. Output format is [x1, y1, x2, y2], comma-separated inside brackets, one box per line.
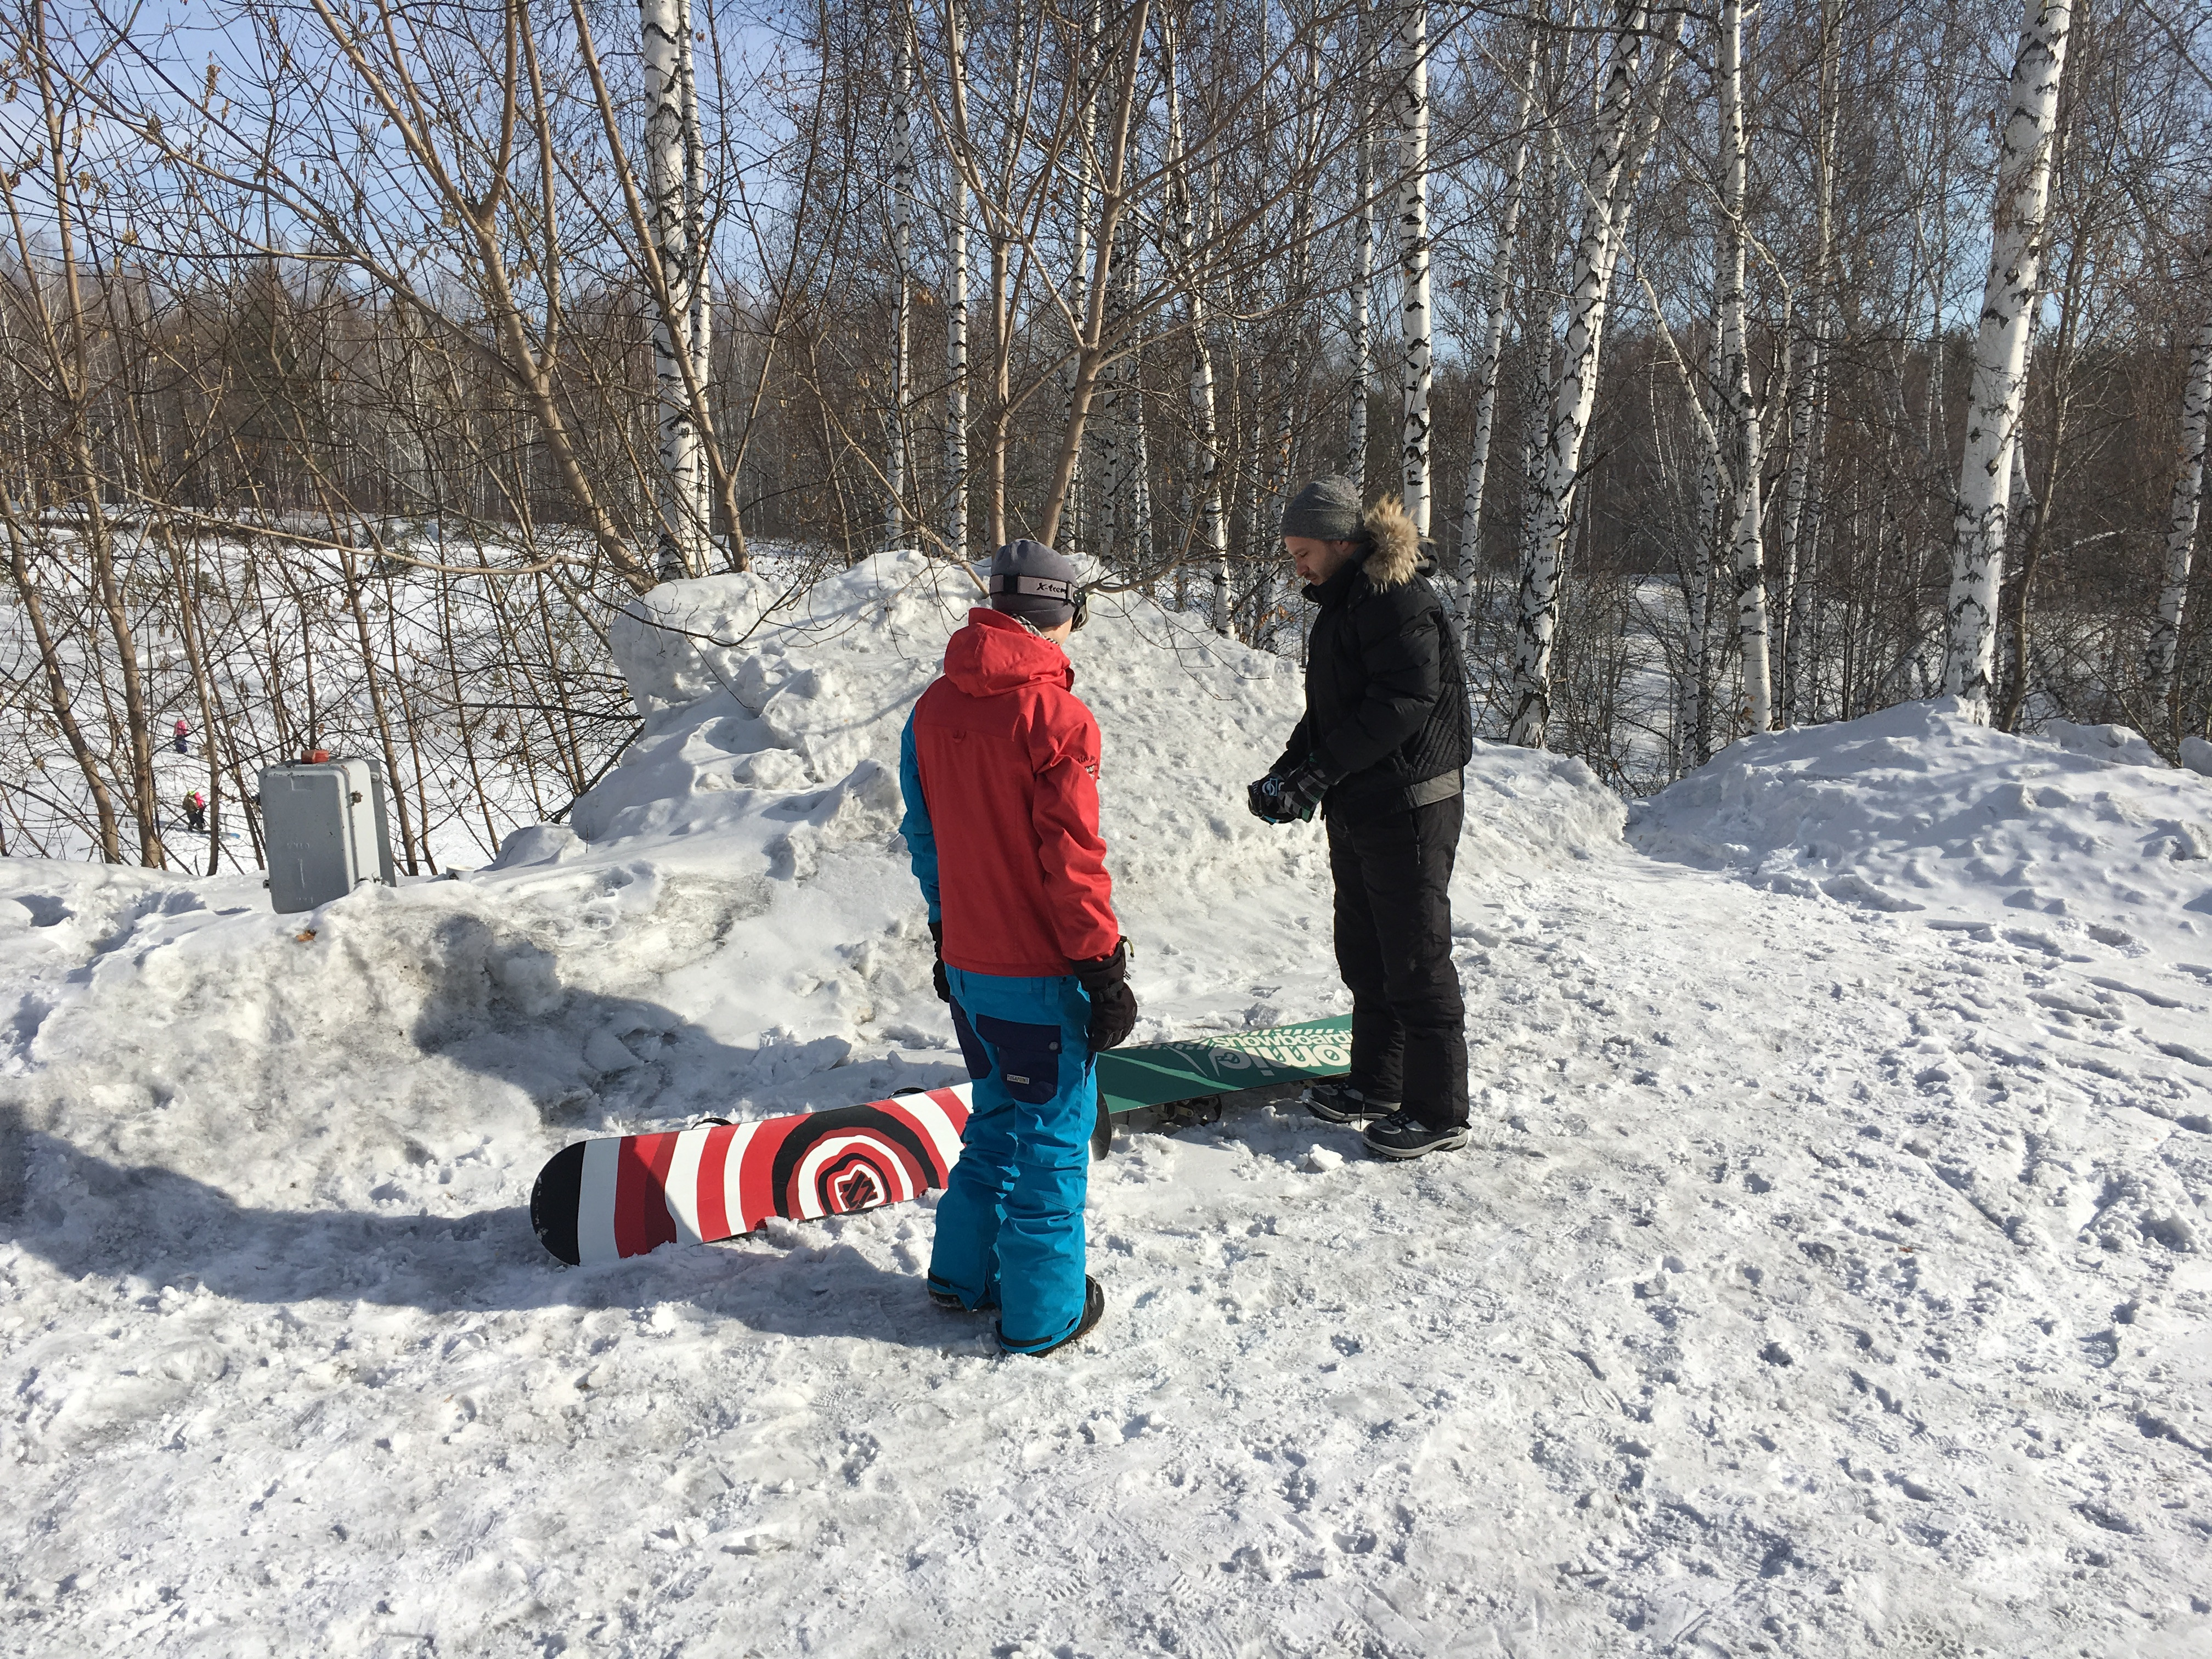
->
[2, 0, 2208, 868]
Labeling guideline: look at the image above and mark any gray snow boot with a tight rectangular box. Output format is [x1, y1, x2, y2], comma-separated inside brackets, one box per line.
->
[1301, 1081, 1398, 1125]
[1361, 1110, 1470, 1160]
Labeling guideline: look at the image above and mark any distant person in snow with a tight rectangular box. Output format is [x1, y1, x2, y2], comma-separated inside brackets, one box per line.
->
[183, 791, 207, 833]
[172, 718, 190, 755]
[899, 538, 1134, 1357]
[1249, 477, 1475, 1159]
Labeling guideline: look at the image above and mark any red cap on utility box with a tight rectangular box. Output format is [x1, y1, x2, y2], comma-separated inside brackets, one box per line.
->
[303, 748, 330, 763]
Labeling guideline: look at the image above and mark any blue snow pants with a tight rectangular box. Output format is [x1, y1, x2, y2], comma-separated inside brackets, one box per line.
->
[928, 966, 1094, 1353]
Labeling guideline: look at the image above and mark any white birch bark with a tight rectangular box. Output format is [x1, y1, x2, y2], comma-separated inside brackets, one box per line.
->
[1718, 0, 1772, 732]
[1944, 0, 2071, 718]
[1508, 1, 1678, 748]
[1397, 0, 1431, 539]
[944, 0, 970, 563]
[1457, 32, 1538, 618]
[1346, 8, 1375, 491]
[642, 0, 709, 579]
[885, 39, 914, 551]
[678, 7, 712, 558]
[1684, 321, 1723, 770]
[2148, 312, 2212, 714]
[1129, 320, 1155, 569]
[1164, 23, 1229, 632]
[1268, 27, 1321, 607]
[1777, 0, 1839, 725]
[1066, 0, 1104, 547]
[1516, 116, 1563, 627]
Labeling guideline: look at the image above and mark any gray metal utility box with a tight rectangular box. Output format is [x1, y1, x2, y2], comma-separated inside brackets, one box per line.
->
[259, 756, 398, 913]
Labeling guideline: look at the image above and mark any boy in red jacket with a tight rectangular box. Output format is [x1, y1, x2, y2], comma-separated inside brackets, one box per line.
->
[899, 540, 1137, 1356]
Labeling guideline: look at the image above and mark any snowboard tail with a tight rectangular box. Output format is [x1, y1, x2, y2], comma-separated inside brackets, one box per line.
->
[530, 1087, 972, 1266]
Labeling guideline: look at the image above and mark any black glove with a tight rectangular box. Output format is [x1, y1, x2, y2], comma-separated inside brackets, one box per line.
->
[928, 918, 951, 1003]
[1074, 939, 1138, 1051]
[1246, 758, 1330, 825]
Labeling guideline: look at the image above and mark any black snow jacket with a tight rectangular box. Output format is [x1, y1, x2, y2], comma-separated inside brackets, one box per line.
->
[1273, 496, 1473, 826]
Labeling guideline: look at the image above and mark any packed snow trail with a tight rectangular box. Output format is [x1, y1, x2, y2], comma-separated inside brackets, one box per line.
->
[2, 557, 2207, 1656]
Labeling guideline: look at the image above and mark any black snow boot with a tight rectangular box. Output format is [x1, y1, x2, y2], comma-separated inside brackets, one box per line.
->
[928, 1277, 997, 1314]
[1001, 1276, 1104, 1357]
[1301, 1081, 1399, 1125]
[1361, 1110, 1470, 1160]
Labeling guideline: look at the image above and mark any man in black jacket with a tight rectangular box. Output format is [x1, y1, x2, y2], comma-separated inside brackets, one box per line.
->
[1249, 476, 1473, 1159]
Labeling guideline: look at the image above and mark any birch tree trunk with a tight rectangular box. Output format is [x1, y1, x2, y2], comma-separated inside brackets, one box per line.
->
[1776, 0, 1839, 725]
[1508, 1, 1678, 748]
[1944, 0, 2070, 719]
[680, 7, 712, 558]
[1029, 0, 1153, 552]
[1061, 0, 1102, 548]
[642, 0, 710, 579]
[2147, 311, 2212, 721]
[1684, 321, 1723, 770]
[1267, 25, 1321, 607]
[945, 0, 970, 563]
[1397, 0, 1431, 539]
[885, 36, 914, 550]
[1163, 21, 1229, 632]
[1718, 0, 1773, 732]
[1346, 6, 1375, 491]
[1457, 31, 1538, 618]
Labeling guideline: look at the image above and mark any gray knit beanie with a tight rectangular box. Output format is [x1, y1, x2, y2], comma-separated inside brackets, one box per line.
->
[1281, 475, 1367, 543]
[986, 538, 1081, 628]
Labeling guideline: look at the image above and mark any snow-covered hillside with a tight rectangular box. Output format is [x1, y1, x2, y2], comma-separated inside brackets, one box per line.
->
[2, 557, 2207, 1656]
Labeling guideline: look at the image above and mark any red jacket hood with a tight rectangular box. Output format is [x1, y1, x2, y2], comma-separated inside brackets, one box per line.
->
[943, 607, 1074, 697]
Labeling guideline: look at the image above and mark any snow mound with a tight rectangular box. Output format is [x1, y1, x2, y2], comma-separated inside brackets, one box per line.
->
[1629, 696, 2212, 949]
[565, 552, 1622, 1016]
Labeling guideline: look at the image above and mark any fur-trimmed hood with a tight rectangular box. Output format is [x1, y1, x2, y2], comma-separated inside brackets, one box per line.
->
[1358, 495, 1423, 590]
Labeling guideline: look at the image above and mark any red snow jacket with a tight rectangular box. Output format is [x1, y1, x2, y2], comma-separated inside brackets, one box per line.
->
[899, 608, 1120, 978]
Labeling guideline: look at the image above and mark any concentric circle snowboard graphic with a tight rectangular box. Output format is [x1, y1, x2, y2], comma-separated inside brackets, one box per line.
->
[529, 1088, 971, 1265]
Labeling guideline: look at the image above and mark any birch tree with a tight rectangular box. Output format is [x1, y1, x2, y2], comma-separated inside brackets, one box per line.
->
[1397, 0, 1431, 539]
[1509, 1, 1680, 748]
[885, 32, 915, 550]
[1683, 320, 1724, 769]
[1943, 0, 2071, 719]
[1347, 4, 1376, 490]
[944, 0, 971, 563]
[1717, 0, 1773, 732]
[1775, 0, 1840, 725]
[1161, 17, 1231, 633]
[642, 0, 713, 579]
[1457, 29, 1538, 618]
[2147, 310, 2212, 724]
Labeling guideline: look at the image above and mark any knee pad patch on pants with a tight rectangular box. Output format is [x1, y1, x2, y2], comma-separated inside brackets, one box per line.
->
[949, 998, 992, 1081]
[973, 1014, 1064, 1105]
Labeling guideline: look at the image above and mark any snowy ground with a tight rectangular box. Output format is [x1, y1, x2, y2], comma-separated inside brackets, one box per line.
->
[3, 556, 2209, 1656]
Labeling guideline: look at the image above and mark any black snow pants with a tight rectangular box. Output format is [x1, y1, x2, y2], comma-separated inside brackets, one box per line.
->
[1326, 793, 1468, 1128]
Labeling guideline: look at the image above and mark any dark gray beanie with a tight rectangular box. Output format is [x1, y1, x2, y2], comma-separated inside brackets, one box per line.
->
[1281, 475, 1367, 543]
[986, 538, 1080, 627]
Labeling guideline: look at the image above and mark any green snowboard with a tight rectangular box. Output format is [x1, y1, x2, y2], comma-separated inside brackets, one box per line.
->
[1091, 1014, 1352, 1149]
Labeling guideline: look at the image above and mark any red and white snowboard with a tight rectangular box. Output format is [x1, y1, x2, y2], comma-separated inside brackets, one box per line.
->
[529, 1086, 972, 1266]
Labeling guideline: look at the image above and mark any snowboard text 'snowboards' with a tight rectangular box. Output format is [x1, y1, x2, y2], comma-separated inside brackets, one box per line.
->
[529, 1015, 1353, 1266]
[1093, 1013, 1352, 1113]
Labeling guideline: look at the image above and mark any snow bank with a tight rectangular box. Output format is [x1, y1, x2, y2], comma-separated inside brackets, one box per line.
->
[1630, 697, 2212, 952]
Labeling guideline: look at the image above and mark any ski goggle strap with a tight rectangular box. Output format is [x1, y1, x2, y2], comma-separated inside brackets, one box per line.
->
[989, 572, 1088, 629]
